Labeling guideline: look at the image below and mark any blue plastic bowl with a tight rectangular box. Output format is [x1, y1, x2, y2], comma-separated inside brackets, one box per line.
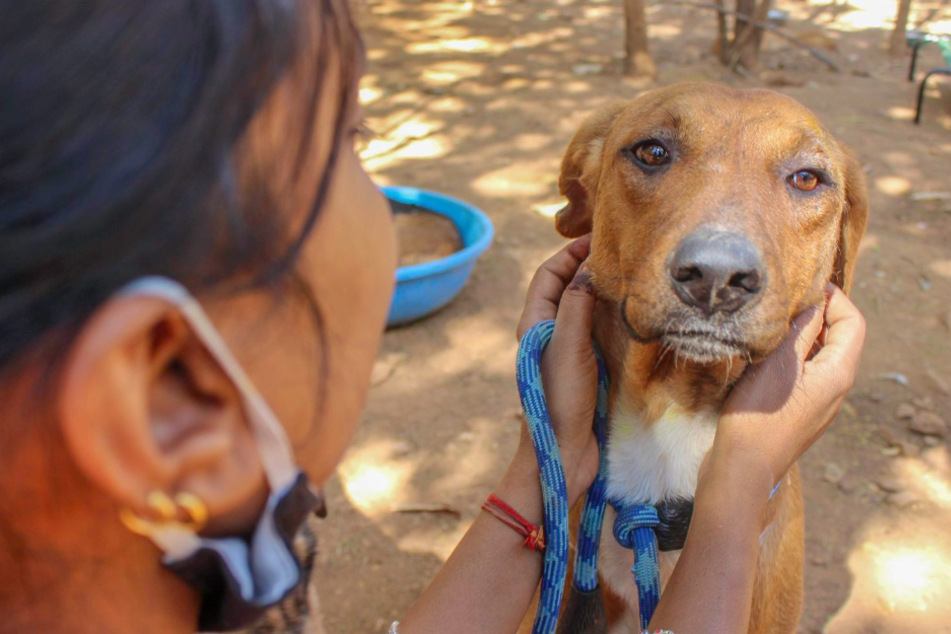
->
[385, 186, 494, 326]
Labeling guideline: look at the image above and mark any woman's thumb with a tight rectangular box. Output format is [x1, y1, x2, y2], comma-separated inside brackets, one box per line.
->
[790, 304, 824, 362]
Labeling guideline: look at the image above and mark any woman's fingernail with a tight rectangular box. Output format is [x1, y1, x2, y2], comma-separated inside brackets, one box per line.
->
[568, 263, 593, 293]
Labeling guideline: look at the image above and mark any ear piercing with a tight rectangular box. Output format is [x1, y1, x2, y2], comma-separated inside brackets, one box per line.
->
[119, 490, 209, 537]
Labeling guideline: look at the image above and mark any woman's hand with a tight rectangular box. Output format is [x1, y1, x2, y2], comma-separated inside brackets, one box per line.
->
[512, 235, 600, 505]
[704, 284, 867, 499]
[648, 286, 865, 633]
[401, 236, 600, 634]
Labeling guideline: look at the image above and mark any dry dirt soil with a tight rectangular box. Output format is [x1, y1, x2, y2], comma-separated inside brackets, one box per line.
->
[314, 0, 951, 631]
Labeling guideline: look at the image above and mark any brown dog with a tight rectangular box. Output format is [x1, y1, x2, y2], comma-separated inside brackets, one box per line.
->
[525, 83, 868, 633]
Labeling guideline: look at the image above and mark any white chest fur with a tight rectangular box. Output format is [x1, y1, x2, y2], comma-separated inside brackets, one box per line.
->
[599, 404, 717, 631]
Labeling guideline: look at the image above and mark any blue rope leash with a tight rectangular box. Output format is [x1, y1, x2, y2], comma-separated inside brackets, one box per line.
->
[516, 321, 571, 634]
[612, 504, 662, 628]
[517, 320, 660, 633]
[571, 340, 609, 595]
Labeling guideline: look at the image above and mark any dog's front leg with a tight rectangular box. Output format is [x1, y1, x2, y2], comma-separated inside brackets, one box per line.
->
[556, 585, 608, 634]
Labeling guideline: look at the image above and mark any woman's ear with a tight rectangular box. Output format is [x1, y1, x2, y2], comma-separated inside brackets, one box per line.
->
[555, 101, 627, 238]
[58, 295, 268, 536]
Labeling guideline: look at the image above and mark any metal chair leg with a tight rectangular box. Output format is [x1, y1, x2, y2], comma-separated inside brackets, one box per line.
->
[915, 69, 951, 124]
[909, 41, 924, 82]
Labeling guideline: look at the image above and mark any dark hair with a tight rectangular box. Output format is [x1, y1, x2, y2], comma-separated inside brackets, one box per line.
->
[0, 0, 360, 376]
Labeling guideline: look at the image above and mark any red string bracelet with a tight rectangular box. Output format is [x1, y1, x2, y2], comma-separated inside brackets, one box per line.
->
[481, 493, 545, 552]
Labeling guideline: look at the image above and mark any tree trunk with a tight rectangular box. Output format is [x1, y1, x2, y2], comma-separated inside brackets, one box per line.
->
[715, 0, 729, 64]
[889, 0, 914, 55]
[733, 0, 757, 40]
[730, 0, 772, 71]
[624, 0, 657, 78]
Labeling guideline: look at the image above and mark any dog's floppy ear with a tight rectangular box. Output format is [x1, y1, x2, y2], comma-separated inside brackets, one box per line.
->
[555, 102, 627, 238]
[831, 148, 869, 295]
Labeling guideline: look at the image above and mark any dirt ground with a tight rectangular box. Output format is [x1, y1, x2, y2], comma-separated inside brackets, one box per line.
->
[314, 0, 951, 631]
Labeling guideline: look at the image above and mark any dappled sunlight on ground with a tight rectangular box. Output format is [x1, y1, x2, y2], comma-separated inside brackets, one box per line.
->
[875, 174, 913, 196]
[899, 445, 951, 507]
[822, 447, 951, 631]
[827, 523, 951, 630]
[857, 538, 951, 613]
[873, 546, 948, 610]
[930, 259, 951, 280]
[793, 0, 951, 33]
[406, 36, 505, 55]
[886, 104, 917, 121]
[363, 136, 450, 171]
[338, 440, 415, 516]
[471, 160, 558, 198]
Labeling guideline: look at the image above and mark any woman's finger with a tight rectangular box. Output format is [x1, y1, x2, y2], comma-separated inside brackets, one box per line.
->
[809, 286, 866, 376]
[517, 235, 591, 340]
[550, 262, 596, 356]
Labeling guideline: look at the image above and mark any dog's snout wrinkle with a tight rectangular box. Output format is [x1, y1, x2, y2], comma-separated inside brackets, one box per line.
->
[669, 229, 764, 315]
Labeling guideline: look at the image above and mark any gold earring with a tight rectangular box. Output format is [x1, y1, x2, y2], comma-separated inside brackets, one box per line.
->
[174, 492, 208, 533]
[146, 490, 178, 520]
[119, 490, 208, 537]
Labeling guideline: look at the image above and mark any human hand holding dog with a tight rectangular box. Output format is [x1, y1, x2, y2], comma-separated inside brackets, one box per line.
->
[397, 237, 601, 634]
[512, 234, 600, 506]
[705, 284, 867, 501]
[650, 285, 865, 634]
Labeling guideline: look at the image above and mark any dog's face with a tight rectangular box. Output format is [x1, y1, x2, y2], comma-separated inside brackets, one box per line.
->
[556, 83, 868, 364]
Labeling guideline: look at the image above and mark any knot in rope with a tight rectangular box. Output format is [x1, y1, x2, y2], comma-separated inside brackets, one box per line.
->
[612, 503, 659, 549]
[610, 501, 661, 629]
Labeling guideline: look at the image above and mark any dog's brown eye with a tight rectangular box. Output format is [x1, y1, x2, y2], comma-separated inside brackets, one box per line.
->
[789, 170, 820, 192]
[634, 142, 670, 167]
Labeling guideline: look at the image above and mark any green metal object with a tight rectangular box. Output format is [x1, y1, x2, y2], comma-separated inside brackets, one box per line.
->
[907, 31, 951, 124]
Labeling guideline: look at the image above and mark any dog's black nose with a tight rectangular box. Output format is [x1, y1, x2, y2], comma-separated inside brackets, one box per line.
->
[669, 229, 764, 315]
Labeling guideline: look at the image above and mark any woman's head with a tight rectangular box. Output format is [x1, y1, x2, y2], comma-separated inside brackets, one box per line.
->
[0, 0, 394, 624]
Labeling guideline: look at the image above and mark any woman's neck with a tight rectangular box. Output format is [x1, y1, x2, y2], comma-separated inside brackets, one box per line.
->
[0, 544, 199, 634]
[0, 400, 200, 634]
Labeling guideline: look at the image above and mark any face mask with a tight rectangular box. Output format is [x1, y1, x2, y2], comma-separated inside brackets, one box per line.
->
[118, 277, 322, 632]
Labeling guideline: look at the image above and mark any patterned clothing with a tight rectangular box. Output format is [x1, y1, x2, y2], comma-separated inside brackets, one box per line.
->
[211, 517, 326, 634]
